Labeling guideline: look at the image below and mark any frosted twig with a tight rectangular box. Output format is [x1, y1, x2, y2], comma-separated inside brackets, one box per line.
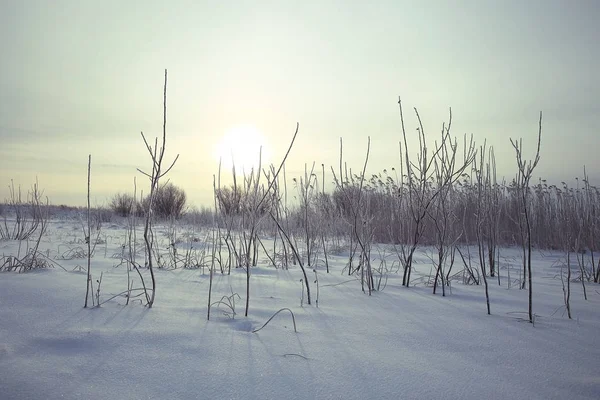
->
[252, 308, 297, 333]
[282, 353, 308, 360]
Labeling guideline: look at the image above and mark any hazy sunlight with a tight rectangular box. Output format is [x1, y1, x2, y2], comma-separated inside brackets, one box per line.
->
[213, 125, 270, 173]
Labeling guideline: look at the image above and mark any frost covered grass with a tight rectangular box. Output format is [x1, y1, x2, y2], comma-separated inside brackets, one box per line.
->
[0, 219, 599, 400]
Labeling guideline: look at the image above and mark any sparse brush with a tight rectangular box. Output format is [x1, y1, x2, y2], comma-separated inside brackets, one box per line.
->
[0, 179, 48, 241]
[1, 251, 50, 272]
[209, 289, 241, 319]
[56, 246, 88, 260]
[109, 193, 136, 217]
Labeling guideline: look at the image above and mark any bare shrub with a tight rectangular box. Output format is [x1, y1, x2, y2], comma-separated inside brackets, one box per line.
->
[215, 184, 272, 218]
[1, 250, 54, 273]
[94, 207, 113, 224]
[394, 100, 474, 287]
[331, 136, 376, 294]
[215, 185, 243, 216]
[1, 180, 48, 241]
[143, 182, 186, 220]
[183, 206, 214, 226]
[110, 193, 136, 217]
[1, 181, 52, 273]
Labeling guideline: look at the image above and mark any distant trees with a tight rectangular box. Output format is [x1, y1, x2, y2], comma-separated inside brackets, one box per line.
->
[215, 185, 271, 217]
[109, 182, 187, 220]
[151, 182, 187, 219]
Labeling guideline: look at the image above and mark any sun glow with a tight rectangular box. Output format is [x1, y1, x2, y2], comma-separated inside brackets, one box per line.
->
[213, 125, 270, 172]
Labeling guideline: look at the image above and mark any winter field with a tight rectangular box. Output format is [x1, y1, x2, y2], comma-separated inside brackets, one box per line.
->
[3, 2, 599, 398]
[1, 215, 599, 400]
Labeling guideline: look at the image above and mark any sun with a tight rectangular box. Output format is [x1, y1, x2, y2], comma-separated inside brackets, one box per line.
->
[213, 125, 270, 172]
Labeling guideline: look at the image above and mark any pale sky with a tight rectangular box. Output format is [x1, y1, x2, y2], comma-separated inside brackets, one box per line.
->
[1, 0, 598, 207]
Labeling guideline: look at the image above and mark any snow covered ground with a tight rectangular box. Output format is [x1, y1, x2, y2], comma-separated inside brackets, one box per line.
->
[1, 219, 599, 400]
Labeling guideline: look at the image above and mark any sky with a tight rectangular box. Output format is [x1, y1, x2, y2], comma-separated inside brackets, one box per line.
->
[1, 0, 599, 207]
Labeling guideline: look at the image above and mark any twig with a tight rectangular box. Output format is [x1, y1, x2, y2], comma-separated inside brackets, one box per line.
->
[252, 308, 297, 333]
[321, 279, 359, 288]
[282, 353, 309, 360]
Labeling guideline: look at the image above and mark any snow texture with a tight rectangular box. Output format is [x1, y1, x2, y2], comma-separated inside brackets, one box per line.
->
[0, 219, 599, 400]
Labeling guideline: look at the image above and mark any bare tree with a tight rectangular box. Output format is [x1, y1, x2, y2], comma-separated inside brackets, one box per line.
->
[330, 137, 376, 293]
[266, 124, 313, 307]
[294, 162, 318, 267]
[474, 144, 491, 314]
[509, 111, 542, 323]
[84, 155, 93, 308]
[397, 99, 474, 287]
[137, 69, 180, 308]
[428, 110, 476, 296]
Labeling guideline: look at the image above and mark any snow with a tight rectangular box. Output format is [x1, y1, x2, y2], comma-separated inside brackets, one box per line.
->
[1, 219, 599, 400]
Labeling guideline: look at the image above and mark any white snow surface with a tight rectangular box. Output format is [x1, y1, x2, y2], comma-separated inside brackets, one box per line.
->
[1, 219, 599, 400]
